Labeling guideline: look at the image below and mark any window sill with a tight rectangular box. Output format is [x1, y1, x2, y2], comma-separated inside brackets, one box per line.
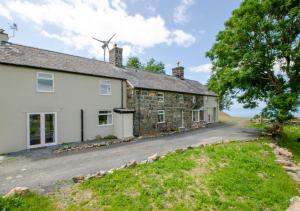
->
[99, 93, 112, 96]
[97, 124, 113, 127]
[36, 90, 55, 93]
[157, 122, 165, 124]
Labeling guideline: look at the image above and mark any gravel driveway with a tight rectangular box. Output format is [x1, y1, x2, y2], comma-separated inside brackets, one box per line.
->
[0, 123, 259, 195]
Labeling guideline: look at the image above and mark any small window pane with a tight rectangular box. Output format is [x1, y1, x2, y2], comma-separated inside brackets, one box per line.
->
[98, 111, 112, 125]
[100, 80, 111, 95]
[38, 78, 53, 92]
[193, 110, 199, 122]
[158, 110, 165, 123]
[200, 110, 204, 120]
[158, 92, 164, 102]
[38, 73, 53, 79]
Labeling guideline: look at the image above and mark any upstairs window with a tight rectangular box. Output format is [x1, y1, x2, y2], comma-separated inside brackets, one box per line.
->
[37, 72, 54, 92]
[178, 94, 184, 102]
[157, 92, 164, 102]
[158, 110, 165, 123]
[192, 95, 196, 103]
[98, 111, 113, 126]
[100, 80, 111, 95]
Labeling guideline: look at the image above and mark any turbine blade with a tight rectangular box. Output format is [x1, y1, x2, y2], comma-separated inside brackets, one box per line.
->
[92, 37, 106, 43]
[107, 33, 116, 43]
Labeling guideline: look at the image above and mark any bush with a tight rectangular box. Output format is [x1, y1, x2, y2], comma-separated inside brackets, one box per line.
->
[103, 135, 117, 140]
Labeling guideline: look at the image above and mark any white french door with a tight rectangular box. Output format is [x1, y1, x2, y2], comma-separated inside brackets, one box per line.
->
[27, 112, 57, 149]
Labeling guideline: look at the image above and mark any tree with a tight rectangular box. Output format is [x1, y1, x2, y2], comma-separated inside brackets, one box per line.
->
[144, 58, 165, 74]
[126, 56, 142, 69]
[207, 0, 300, 134]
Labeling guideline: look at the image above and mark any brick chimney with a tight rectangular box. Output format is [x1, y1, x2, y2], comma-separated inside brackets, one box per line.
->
[109, 44, 123, 67]
[172, 62, 184, 80]
[0, 29, 9, 43]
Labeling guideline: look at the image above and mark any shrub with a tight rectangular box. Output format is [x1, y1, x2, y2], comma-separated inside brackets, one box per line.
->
[103, 135, 117, 140]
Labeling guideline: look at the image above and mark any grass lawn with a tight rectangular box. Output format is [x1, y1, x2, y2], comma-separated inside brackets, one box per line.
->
[1, 139, 299, 211]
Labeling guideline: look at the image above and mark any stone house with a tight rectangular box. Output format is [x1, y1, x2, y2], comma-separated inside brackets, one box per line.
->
[0, 29, 218, 154]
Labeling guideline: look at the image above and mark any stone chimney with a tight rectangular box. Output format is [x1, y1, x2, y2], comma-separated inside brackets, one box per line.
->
[172, 62, 184, 80]
[109, 44, 123, 67]
[0, 29, 9, 43]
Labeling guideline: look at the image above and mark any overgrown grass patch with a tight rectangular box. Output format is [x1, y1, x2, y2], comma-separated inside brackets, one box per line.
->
[0, 192, 54, 211]
[277, 125, 300, 163]
[1, 140, 299, 210]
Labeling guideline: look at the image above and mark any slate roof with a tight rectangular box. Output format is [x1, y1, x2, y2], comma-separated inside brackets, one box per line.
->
[0, 42, 217, 96]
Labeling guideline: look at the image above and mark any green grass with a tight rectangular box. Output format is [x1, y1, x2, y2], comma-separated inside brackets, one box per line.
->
[247, 121, 270, 130]
[277, 125, 300, 163]
[0, 192, 54, 211]
[1, 140, 299, 210]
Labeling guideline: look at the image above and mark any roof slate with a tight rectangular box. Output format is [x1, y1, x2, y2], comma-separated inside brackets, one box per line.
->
[0, 42, 217, 96]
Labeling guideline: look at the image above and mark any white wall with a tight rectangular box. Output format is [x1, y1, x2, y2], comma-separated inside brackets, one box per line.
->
[0, 64, 125, 154]
[114, 112, 133, 139]
[203, 96, 219, 122]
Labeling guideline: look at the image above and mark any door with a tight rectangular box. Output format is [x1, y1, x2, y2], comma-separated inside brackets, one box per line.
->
[213, 107, 217, 122]
[28, 113, 57, 148]
[179, 109, 184, 128]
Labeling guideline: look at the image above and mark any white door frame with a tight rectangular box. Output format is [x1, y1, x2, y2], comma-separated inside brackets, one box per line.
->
[27, 112, 58, 149]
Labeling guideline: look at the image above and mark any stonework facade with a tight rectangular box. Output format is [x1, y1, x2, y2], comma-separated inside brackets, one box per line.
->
[126, 84, 215, 136]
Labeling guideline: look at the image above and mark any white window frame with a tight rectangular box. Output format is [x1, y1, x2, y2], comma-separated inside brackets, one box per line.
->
[99, 80, 112, 95]
[98, 110, 113, 126]
[157, 92, 164, 102]
[158, 110, 165, 123]
[27, 112, 58, 149]
[36, 72, 54, 93]
[192, 110, 200, 122]
[178, 94, 184, 102]
[192, 95, 196, 103]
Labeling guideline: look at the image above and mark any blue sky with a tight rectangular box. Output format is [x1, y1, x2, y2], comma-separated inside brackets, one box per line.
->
[0, 0, 298, 117]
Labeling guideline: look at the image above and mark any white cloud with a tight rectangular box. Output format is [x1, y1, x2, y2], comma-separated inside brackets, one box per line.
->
[0, 4, 11, 20]
[174, 0, 194, 24]
[171, 30, 196, 47]
[0, 0, 195, 58]
[190, 63, 212, 73]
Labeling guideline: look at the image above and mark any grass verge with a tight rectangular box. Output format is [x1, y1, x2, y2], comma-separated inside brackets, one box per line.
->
[277, 125, 300, 163]
[1, 139, 298, 210]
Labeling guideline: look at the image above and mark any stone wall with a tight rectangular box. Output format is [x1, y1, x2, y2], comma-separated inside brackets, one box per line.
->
[126, 84, 207, 136]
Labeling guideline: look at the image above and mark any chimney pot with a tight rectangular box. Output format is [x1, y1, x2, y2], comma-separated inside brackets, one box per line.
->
[109, 44, 123, 67]
[0, 29, 9, 43]
[172, 62, 184, 79]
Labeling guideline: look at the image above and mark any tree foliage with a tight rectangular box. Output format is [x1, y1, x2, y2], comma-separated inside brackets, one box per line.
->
[126, 57, 165, 74]
[207, 0, 300, 125]
[144, 58, 165, 74]
[126, 56, 142, 69]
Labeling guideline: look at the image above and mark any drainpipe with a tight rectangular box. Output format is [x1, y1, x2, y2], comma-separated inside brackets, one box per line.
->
[138, 88, 141, 136]
[81, 109, 84, 142]
[121, 80, 124, 108]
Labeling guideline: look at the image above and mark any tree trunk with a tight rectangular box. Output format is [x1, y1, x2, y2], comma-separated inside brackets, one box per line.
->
[271, 122, 283, 139]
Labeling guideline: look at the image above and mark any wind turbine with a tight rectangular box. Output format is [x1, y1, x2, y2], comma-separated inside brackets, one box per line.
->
[92, 33, 116, 62]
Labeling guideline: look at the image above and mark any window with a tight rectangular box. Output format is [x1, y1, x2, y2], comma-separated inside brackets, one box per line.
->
[205, 96, 208, 101]
[141, 90, 148, 96]
[98, 111, 113, 126]
[192, 95, 196, 103]
[37, 72, 54, 92]
[100, 80, 111, 95]
[157, 92, 164, 102]
[178, 94, 184, 102]
[200, 110, 204, 121]
[192, 110, 199, 122]
[158, 110, 165, 123]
